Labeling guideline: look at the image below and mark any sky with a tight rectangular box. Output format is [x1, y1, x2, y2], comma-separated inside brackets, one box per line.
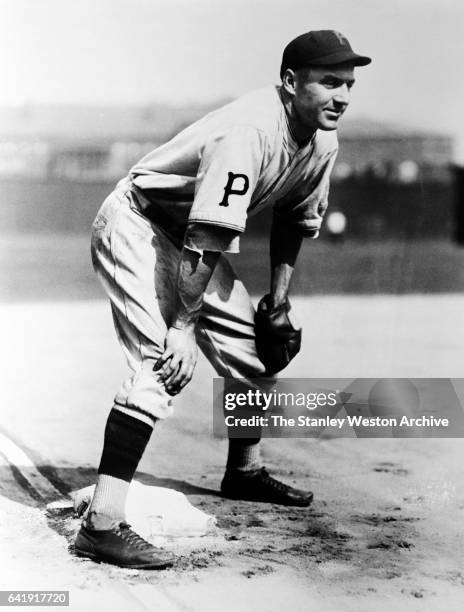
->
[1, 0, 464, 159]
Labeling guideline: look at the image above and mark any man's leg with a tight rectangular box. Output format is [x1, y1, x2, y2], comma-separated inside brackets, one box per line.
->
[197, 255, 313, 506]
[75, 188, 178, 567]
[84, 408, 153, 529]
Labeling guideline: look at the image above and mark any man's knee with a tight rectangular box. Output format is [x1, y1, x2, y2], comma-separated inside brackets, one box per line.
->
[115, 360, 174, 421]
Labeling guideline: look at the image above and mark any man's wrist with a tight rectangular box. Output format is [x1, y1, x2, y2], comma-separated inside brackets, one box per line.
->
[267, 293, 288, 310]
[170, 320, 197, 333]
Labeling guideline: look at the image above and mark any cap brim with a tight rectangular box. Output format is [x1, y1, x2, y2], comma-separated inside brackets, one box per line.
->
[311, 50, 372, 67]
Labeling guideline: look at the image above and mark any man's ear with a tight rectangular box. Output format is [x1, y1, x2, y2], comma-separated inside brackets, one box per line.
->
[281, 68, 297, 96]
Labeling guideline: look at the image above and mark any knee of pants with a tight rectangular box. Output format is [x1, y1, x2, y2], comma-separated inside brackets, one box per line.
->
[114, 360, 174, 421]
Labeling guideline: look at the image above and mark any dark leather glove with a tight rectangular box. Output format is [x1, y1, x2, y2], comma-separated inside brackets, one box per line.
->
[254, 294, 302, 374]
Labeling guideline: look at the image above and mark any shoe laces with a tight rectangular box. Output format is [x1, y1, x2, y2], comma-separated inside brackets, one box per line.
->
[259, 467, 291, 493]
[115, 523, 155, 551]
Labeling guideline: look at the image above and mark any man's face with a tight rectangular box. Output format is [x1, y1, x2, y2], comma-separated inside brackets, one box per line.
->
[291, 64, 356, 131]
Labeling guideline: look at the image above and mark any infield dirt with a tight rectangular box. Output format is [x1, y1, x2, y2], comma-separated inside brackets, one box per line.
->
[2, 297, 464, 611]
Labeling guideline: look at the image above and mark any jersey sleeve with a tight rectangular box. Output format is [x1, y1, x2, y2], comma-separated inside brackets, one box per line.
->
[273, 148, 338, 237]
[183, 222, 241, 254]
[188, 125, 266, 233]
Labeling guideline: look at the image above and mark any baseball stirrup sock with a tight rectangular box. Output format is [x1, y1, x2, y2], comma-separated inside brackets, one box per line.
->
[98, 407, 154, 482]
[86, 408, 155, 528]
[87, 474, 129, 527]
[226, 438, 262, 472]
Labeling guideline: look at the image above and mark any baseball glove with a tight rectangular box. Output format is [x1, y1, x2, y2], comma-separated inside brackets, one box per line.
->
[254, 294, 301, 374]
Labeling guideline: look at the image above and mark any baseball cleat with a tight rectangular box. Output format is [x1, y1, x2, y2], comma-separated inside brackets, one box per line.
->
[220, 467, 313, 507]
[74, 522, 175, 569]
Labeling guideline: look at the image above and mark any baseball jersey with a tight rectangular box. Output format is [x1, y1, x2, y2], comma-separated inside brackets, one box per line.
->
[129, 85, 338, 252]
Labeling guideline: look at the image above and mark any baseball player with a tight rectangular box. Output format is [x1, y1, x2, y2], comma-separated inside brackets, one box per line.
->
[75, 30, 371, 569]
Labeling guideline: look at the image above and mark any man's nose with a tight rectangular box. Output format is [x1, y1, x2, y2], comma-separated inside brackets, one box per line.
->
[333, 85, 350, 106]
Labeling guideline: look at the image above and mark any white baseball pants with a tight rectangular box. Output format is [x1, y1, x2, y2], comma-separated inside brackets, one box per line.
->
[90, 179, 274, 424]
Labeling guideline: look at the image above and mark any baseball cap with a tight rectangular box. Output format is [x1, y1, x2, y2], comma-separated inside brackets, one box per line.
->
[280, 30, 371, 78]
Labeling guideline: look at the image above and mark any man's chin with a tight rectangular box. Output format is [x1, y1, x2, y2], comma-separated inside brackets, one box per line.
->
[318, 120, 339, 131]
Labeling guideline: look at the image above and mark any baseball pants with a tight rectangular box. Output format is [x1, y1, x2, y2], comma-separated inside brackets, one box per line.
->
[90, 179, 275, 425]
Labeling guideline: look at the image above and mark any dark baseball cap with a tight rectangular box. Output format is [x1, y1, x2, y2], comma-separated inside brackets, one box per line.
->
[280, 30, 371, 78]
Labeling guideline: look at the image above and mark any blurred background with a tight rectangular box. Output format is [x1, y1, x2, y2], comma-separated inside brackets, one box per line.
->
[1, 0, 464, 300]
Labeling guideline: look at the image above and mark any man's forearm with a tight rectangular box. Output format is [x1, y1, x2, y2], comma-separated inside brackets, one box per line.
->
[171, 246, 220, 330]
[269, 216, 303, 307]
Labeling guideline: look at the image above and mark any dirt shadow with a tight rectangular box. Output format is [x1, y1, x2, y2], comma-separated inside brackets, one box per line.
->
[0, 463, 219, 508]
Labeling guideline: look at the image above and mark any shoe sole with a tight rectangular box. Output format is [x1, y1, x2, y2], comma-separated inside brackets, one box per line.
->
[221, 490, 314, 507]
[74, 548, 174, 570]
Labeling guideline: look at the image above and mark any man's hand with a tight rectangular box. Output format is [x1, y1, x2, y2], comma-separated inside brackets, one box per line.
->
[254, 294, 301, 374]
[155, 325, 198, 395]
[152, 235, 221, 396]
